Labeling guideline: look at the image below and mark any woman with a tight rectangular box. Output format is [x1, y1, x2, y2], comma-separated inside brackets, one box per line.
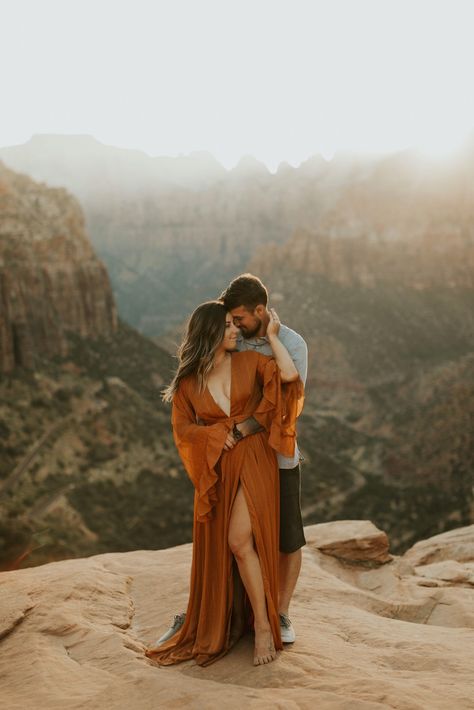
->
[144, 301, 304, 667]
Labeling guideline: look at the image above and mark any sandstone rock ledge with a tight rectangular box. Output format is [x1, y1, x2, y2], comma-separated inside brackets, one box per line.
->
[1, 521, 473, 710]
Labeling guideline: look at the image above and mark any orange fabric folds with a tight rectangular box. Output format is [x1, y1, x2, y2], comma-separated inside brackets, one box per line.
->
[253, 355, 305, 458]
[171, 385, 230, 522]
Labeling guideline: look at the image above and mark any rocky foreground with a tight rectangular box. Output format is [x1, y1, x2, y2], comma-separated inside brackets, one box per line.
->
[1, 521, 473, 709]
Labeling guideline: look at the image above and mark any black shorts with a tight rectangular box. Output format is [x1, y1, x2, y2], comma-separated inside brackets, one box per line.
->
[279, 463, 306, 553]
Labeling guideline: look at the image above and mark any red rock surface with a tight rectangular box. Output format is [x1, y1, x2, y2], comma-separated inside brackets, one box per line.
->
[1, 522, 473, 709]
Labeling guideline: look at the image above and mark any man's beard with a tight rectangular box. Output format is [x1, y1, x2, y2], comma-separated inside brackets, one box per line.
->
[240, 319, 262, 338]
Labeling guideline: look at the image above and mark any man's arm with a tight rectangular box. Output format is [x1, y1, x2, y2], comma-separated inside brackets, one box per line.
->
[235, 416, 265, 438]
[289, 336, 308, 386]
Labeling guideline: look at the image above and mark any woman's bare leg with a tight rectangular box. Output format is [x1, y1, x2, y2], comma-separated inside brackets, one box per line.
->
[228, 483, 277, 665]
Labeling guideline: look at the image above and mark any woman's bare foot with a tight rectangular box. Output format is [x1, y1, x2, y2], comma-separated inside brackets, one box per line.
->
[253, 625, 277, 666]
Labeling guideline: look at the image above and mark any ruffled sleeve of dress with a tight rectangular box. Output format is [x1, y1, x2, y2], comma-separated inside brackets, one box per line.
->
[252, 353, 305, 458]
[171, 380, 230, 522]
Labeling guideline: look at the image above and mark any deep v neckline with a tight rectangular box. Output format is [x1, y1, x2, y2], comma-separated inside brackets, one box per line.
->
[205, 353, 233, 417]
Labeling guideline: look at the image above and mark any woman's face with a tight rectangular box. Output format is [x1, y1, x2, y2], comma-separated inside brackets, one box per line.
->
[221, 312, 240, 351]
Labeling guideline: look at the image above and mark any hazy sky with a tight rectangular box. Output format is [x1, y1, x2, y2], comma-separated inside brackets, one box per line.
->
[2, 0, 474, 170]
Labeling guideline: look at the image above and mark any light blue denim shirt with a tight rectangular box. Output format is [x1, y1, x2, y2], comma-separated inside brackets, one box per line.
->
[236, 323, 308, 469]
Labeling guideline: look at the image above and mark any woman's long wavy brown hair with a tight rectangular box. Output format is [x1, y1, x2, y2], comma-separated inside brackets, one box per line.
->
[161, 301, 228, 402]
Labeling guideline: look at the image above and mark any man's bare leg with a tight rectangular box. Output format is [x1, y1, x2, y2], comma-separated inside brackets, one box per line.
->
[228, 484, 277, 665]
[279, 548, 302, 616]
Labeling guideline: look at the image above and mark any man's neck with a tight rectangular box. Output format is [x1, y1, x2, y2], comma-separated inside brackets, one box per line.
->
[254, 310, 270, 338]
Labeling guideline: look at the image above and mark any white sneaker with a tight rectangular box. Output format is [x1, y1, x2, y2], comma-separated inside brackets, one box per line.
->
[279, 613, 296, 643]
[153, 612, 186, 646]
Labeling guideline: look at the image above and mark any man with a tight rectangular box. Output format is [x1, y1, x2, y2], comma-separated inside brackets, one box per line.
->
[221, 273, 307, 643]
[155, 273, 307, 646]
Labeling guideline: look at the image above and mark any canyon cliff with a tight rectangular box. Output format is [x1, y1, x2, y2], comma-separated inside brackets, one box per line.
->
[0, 161, 117, 373]
[0, 165, 180, 570]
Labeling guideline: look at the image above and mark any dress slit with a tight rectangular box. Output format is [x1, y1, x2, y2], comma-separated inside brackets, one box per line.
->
[238, 475, 281, 643]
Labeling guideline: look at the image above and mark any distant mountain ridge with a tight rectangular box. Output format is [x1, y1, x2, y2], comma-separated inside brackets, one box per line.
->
[0, 134, 227, 197]
[3, 134, 473, 338]
[256, 227, 474, 290]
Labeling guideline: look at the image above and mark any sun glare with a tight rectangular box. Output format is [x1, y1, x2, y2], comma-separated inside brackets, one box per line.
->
[416, 133, 467, 161]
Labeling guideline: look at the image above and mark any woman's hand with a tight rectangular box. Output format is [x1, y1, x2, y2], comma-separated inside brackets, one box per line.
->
[266, 308, 281, 338]
[197, 416, 237, 450]
[223, 431, 237, 451]
[265, 309, 300, 382]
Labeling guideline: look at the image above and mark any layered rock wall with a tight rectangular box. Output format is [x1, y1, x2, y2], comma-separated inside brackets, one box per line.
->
[0, 162, 117, 373]
[251, 227, 474, 290]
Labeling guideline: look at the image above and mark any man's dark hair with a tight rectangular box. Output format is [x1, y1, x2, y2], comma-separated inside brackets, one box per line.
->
[220, 273, 268, 311]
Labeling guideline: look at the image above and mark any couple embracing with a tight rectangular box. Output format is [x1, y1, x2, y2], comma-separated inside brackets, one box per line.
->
[145, 273, 308, 667]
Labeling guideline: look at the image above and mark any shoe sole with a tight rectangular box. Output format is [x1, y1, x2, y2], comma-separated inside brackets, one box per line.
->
[154, 624, 184, 646]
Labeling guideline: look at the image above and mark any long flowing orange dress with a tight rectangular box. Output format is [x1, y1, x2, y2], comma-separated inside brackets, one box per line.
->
[145, 350, 304, 667]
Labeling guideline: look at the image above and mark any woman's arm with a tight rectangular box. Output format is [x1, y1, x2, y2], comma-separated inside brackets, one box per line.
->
[266, 309, 299, 382]
[172, 384, 229, 485]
